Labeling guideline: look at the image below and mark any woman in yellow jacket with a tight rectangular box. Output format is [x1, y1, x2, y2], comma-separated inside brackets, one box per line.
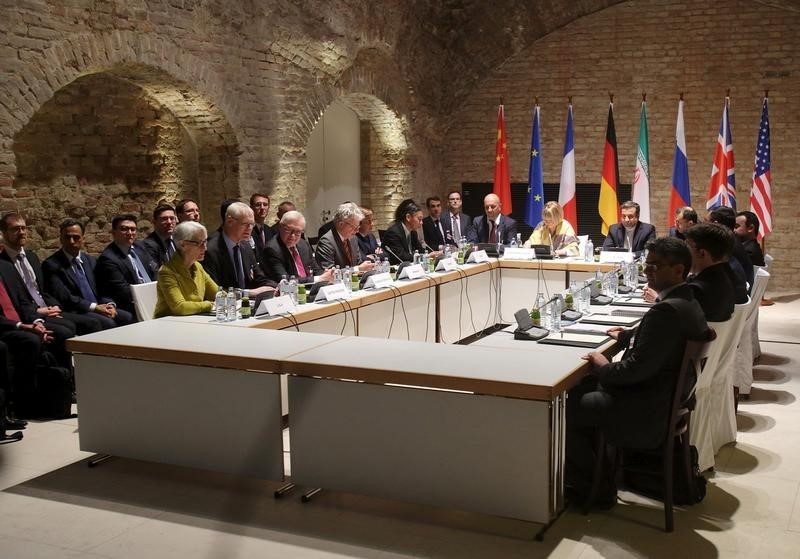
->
[523, 201, 579, 257]
[154, 221, 219, 318]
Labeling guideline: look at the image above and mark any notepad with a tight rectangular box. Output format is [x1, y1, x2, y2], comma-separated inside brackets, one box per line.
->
[580, 314, 641, 327]
[538, 332, 610, 348]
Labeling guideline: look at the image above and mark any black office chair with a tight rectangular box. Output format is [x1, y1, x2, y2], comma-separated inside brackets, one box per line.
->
[583, 327, 716, 532]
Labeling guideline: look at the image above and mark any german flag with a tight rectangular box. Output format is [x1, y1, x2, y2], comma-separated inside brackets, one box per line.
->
[598, 103, 620, 235]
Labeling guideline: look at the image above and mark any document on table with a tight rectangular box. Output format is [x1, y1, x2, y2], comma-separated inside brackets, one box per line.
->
[580, 314, 641, 327]
[538, 331, 610, 348]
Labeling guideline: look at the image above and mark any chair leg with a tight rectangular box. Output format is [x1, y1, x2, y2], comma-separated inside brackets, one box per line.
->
[663, 437, 675, 533]
[681, 432, 696, 504]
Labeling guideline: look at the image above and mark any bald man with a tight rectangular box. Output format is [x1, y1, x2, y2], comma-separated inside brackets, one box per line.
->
[468, 193, 518, 245]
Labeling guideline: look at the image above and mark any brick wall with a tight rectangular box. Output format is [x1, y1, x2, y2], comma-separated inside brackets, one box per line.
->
[441, 0, 800, 290]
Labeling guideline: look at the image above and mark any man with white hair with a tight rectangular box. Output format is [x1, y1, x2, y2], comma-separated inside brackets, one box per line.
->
[315, 203, 375, 272]
[263, 211, 333, 283]
[203, 202, 275, 295]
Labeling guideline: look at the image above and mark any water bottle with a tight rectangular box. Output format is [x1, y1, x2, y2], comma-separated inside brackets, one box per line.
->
[544, 298, 552, 329]
[443, 244, 451, 260]
[332, 266, 341, 285]
[413, 251, 420, 265]
[585, 237, 594, 262]
[583, 279, 592, 313]
[278, 274, 289, 298]
[288, 275, 298, 304]
[215, 287, 227, 322]
[225, 287, 236, 321]
[551, 297, 563, 333]
[510, 235, 518, 248]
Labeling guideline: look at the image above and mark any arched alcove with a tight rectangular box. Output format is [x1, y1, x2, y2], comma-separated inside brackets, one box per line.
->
[11, 63, 239, 253]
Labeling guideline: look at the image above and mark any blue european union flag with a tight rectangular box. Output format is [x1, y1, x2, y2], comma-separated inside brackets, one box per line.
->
[526, 106, 545, 227]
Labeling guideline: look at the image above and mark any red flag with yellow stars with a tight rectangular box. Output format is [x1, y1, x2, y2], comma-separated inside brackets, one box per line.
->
[493, 104, 513, 214]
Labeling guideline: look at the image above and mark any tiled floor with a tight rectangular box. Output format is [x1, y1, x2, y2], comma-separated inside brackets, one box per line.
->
[1, 292, 798, 558]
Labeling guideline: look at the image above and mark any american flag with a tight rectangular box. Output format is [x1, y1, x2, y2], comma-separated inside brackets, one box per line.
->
[706, 97, 736, 210]
[749, 98, 772, 240]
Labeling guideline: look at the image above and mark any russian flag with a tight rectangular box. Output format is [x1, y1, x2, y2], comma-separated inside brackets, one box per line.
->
[558, 103, 577, 230]
[668, 98, 691, 228]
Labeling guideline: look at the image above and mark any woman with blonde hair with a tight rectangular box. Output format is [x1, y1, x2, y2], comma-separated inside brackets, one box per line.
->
[523, 201, 579, 257]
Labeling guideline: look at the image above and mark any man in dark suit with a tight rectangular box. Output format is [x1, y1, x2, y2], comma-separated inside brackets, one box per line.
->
[468, 193, 518, 245]
[264, 211, 333, 284]
[96, 214, 158, 317]
[315, 203, 375, 272]
[422, 196, 449, 250]
[566, 236, 710, 505]
[141, 203, 177, 268]
[0, 258, 74, 397]
[0, 212, 101, 336]
[382, 199, 426, 264]
[203, 202, 276, 296]
[709, 206, 754, 293]
[442, 190, 473, 245]
[42, 219, 133, 329]
[668, 206, 697, 240]
[602, 200, 656, 254]
[355, 206, 381, 260]
[269, 201, 296, 239]
[735, 210, 766, 267]
[176, 198, 201, 223]
[250, 192, 274, 268]
[684, 223, 740, 321]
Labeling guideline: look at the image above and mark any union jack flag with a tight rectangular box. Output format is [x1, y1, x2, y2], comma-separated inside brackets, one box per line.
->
[749, 98, 772, 240]
[706, 97, 736, 210]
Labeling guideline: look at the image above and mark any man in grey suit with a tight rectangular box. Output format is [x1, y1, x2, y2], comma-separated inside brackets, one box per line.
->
[441, 190, 472, 244]
[315, 203, 375, 273]
[264, 211, 333, 284]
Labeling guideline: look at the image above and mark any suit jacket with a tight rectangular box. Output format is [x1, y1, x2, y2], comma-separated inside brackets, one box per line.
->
[42, 250, 110, 313]
[440, 211, 472, 244]
[0, 260, 40, 330]
[667, 226, 685, 241]
[251, 224, 274, 268]
[141, 232, 175, 268]
[422, 216, 448, 249]
[468, 214, 518, 245]
[742, 238, 765, 267]
[0, 250, 61, 308]
[314, 229, 364, 269]
[381, 221, 423, 264]
[594, 283, 708, 448]
[688, 262, 736, 322]
[731, 238, 754, 293]
[602, 222, 656, 254]
[96, 241, 157, 314]
[203, 232, 274, 290]
[263, 236, 321, 282]
[356, 232, 379, 258]
[153, 253, 218, 318]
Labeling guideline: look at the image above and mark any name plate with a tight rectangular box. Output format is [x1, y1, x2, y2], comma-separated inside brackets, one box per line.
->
[363, 272, 393, 289]
[599, 250, 635, 263]
[502, 247, 536, 260]
[467, 250, 489, 263]
[257, 294, 297, 316]
[398, 263, 426, 280]
[315, 282, 349, 302]
[435, 257, 458, 272]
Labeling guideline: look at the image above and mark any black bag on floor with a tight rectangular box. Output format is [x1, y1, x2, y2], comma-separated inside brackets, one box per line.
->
[621, 444, 707, 505]
[30, 351, 74, 420]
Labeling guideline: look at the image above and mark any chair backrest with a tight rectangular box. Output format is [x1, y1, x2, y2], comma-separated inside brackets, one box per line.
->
[130, 281, 158, 321]
[695, 317, 735, 392]
[764, 253, 774, 274]
[673, 328, 717, 429]
[748, 268, 770, 319]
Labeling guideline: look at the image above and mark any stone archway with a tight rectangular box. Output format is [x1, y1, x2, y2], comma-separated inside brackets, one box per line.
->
[0, 31, 241, 253]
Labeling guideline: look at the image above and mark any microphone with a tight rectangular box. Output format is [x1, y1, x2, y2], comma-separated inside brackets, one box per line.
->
[534, 294, 561, 311]
[379, 242, 409, 265]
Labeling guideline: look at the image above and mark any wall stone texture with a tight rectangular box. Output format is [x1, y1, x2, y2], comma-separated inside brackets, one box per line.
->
[0, 0, 797, 289]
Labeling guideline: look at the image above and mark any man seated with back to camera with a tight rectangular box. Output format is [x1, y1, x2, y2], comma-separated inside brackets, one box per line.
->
[566, 237, 710, 507]
[602, 200, 656, 255]
[263, 211, 333, 284]
[708, 206, 753, 292]
[315, 203, 375, 273]
[683, 222, 741, 321]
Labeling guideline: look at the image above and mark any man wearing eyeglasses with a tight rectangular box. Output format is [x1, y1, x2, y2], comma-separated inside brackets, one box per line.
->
[142, 203, 178, 268]
[96, 214, 158, 318]
[315, 203, 375, 272]
[264, 211, 333, 284]
[203, 202, 275, 295]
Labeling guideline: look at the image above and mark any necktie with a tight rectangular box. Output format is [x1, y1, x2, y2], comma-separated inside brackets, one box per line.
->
[73, 257, 97, 303]
[17, 253, 46, 307]
[232, 245, 246, 288]
[452, 215, 461, 241]
[488, 221, 497, 244]
[166, 238, 176, 259]
[128, 250, 148, 284]
[0, 280, 20, 322]
[290, 246, 306, 277]
[435, 220, 444, 245]
[342, 238, 353, 266]
[260, 226, 266, 246]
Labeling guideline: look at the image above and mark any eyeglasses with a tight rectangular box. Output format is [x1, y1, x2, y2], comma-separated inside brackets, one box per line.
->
[281, 226, 304, 237]
[235, 219, 255, 228]
[184, 239, 208, 247]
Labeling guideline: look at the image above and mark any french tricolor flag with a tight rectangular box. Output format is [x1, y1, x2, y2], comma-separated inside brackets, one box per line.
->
[668, 97, 691, 228]
[558, 103, 577, 231]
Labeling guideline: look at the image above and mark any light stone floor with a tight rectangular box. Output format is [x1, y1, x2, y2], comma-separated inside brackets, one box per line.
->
[0, 291, 799, 558]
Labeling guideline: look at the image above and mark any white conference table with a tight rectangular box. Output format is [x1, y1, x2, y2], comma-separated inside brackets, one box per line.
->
[68, 257, 619, 525]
